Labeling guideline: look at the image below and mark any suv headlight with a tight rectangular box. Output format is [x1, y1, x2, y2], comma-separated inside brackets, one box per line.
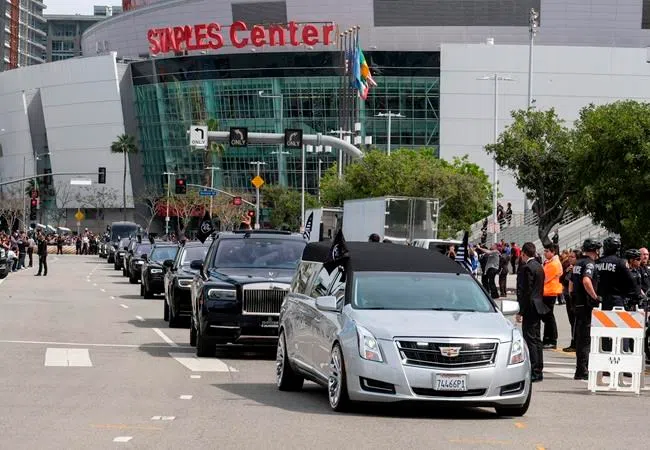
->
[509, 328, 526, 365]
[356, 324, 383, 362]
[207, 288, 236, 301]
[178, 279, 192, 288]
[150, 268, 162, 274]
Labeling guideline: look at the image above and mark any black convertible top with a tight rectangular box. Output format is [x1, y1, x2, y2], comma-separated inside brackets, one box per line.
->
[302, 241, 465, 274]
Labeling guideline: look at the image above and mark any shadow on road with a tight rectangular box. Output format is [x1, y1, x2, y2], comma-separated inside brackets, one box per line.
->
[125, 318, 168, 328]
[214, 345, 276, 361]
[138, 342, 193, 357]
[212, 382, 502, 419]
[119, 294, 149, 300]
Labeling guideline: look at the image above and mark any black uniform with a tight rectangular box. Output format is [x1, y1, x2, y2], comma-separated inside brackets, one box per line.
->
[595, 255, 638, 311]
[572, 256, 598, 378]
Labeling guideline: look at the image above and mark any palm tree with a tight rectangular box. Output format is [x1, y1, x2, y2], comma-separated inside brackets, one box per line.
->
[110, 134, 138, 220]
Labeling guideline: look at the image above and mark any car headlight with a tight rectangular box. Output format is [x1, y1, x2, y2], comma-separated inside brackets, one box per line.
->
[136, 260, 144, 265]
[356, 324, 383, 362]
[177, 279, 192, 288]
[509, 328, 526, 365]
[207, 288, 236, 301]
[150, 268, 162, 274]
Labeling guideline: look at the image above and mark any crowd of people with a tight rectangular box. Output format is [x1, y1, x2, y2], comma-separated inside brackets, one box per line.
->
[0, 230, 50, 276]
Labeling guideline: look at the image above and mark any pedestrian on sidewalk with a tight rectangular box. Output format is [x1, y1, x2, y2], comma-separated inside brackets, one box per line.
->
[35, 231, 48, 277]
[27, 234, 35, 267]
[498, 251, 509, 297]
[561, 250, 580, 352]
[516, 242, 547, 382]
[477, 244, 500, 299]
[542, 244, 563, 349]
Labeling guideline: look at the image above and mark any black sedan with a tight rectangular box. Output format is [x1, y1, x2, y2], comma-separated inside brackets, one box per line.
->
[140, 243, 179, 299]
[163, 241, 210, 327]
[127, 242, 152, 284]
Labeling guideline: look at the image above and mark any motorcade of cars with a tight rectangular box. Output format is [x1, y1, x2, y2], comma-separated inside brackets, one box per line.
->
[140, 242, 179, 299]
[163, 240, 210, 327]
[127, 242, 152, 284]
[189, 230, 307, 357]
[276, 241, 531, 415]
[106, 222, 140, 263]
[114, 237, 133, 271]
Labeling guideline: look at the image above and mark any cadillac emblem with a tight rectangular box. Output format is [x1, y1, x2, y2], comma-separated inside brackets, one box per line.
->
[440, 347, 462, 358]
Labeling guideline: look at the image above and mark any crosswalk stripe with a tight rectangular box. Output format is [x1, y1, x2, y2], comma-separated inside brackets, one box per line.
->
[44, 348, 92, 367]
[169, 352, 238, 372]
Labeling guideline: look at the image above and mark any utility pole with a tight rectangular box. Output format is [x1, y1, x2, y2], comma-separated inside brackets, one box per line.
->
[249, 161, 266, 230]
[328, 129, 354, 179]
[206, 166, 219, 218]
[376, 111, 405, 155]
[162, 171, 175, 236]
[301, 145, 305, 230]
[317, 158, 323, 203]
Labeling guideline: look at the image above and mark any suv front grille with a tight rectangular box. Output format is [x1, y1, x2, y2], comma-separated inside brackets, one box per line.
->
[396, 340, 498, 369]
[242, 284, 289, 315]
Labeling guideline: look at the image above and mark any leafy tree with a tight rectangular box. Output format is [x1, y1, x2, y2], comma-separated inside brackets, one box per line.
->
[262, 184, 319, 231]
[134, 184, 163, 233]
[319, 149, 492, 237]
[110, 134, 138, 220]
[485, 109, 577, 246]
[573, 101, 650, 247]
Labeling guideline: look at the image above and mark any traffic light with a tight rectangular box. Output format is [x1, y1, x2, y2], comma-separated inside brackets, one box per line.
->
[30, 198, 38, 221]
[98, 167, 106, 184]
[175, 177, 186, 194]
[31, 189, 38, 199]
[232, 196, 242, 206]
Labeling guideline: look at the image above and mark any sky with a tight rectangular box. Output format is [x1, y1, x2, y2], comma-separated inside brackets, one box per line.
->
[45, 1, 116, 15]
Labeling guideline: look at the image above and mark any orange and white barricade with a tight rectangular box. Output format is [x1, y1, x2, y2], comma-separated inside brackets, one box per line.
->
[588, 307, 645, 395]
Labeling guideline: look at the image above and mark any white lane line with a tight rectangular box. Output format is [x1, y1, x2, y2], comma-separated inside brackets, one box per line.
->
[135, 315, 145, 322]
[110, 296, 115, 300]
[153, 328, 179, 347]
[179, 395, 193, 400]
[0, 339, 191, 348]
[151, 416, 175, 421]
[190, 375, 201, 379]
[120, 304, 129, 309]
[100, 288, 106, 292]
[0, 279, 5, 286]
[113, 436, 132, 443]
[169, 353, 236, 372]
[93, 283, 97, 286]
[44, 348, 92, 367]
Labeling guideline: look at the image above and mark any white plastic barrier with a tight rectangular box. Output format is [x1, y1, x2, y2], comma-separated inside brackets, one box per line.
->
[588, 307, 645, 395]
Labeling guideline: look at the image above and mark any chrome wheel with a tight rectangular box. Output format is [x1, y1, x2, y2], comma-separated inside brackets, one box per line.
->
[328, 346, 343, 408]
[276, 335, 285, 387]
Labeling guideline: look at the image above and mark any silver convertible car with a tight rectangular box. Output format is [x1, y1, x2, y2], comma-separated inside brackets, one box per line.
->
[276, 240, 531, 415]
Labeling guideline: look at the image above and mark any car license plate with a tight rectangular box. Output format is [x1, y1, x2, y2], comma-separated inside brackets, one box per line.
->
[434, 374, 467, 391]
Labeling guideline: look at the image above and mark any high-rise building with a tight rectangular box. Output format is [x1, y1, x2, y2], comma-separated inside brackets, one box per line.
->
[0, 0, 47, 72]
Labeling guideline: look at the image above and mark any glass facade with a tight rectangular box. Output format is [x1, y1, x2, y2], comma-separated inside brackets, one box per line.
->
[130, 51, 440, 196]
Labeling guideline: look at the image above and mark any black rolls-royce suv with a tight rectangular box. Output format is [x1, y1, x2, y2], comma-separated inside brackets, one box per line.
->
[190, 230, 307, 357]
[141, 243, 178, 299]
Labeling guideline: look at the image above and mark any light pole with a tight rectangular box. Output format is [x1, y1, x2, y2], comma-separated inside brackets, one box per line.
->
[249, 161, 266, 230]
[162, 171, 175, 236]
[375, 111, 404, 155]
[205, 166, 219, 217]
[300, 145, 306, 230]
[258, 90, 285, 185]
[528, 8, 539, 109]
[478, 74, 515, 243]
[328, 129, 354, 178]
[317, 158, 323, 203]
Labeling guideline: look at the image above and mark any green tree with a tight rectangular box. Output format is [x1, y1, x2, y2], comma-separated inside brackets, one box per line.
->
[110, 134, 138, 220]
[485, 109, 577, 246]
[262, 184, 319, 231]
[319, 149, 492, 237]
[573, 100, 650, 247]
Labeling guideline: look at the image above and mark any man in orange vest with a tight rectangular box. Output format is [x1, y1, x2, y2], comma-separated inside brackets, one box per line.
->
[542, 244, 563, 349]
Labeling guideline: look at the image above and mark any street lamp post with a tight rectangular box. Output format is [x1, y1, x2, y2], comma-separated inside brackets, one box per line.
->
[317, 158, 323, 203]
[249, 161, 266, 230]
[528, 8, 539, 109]
[478, 74, 515, 243]
[205, 166, 219, 217]
[258, 90, 285, 185]
[375, 111, 405, 155]
[328, 129, 354, 178]
[301, 145, 305, 230]
[162, 171, 175, 236]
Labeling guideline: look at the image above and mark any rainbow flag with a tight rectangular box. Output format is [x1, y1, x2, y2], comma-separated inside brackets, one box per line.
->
[358, 48, 377, 100]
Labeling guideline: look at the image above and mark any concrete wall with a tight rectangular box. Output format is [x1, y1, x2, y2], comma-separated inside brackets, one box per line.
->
[439, 43, 650, 208]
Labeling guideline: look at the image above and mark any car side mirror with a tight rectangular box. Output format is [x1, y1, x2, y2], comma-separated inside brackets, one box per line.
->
[315, 295, 339, 312]
[499, 300, 519, 316]
[190, 260, 203, 271]
[163, 259, 174, 269]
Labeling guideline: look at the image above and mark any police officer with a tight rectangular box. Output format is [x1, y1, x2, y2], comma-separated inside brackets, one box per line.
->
[625, 249, 644, 302]
[596, 237, 640, 311]
[571, 239, 601, 380]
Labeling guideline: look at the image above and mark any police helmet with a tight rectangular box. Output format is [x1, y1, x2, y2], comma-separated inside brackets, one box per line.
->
[602, 236, 621, 256]
[581, 238, 602, 252]
[625, 249, 641, 260]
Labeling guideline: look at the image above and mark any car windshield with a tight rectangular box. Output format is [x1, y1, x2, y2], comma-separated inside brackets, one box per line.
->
[134, 244, 151, 256]
[352, 272, 495, 312]
[181, 246, 208, 266]
[111, 225, 138, 242]
[213, 238, 305, 269]
[150, 246, 178, 262]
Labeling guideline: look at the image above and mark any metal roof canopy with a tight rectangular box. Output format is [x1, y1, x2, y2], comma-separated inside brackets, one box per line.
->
[205, 131, 364, 159]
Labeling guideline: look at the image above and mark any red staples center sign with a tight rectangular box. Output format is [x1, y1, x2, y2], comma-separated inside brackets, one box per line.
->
[147, 21, 336, 55]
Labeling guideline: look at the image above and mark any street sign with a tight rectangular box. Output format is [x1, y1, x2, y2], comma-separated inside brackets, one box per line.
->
[251, 175, 265, 189]
[190, 125, 208, 148]
[229, 127, 248, 147]
[199, 190, 217, 197]
[74, 210, 85, 221]
[284, 129, 303, 148]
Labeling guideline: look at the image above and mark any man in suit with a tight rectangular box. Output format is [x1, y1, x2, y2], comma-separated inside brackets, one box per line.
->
[35, 231, 48, 277]
[516, 241, 548, 382]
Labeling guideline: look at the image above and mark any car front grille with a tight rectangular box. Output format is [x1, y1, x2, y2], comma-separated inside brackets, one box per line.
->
[395, 340, 498, 369]
[242, 284, 289, 316]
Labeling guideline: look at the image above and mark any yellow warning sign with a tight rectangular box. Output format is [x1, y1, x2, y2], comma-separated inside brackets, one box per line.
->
[251, 175, 265, 189]
[74, 210, 85, 222]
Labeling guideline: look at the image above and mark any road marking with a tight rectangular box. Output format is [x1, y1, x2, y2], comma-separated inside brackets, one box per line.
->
[100, 288, 106, 292]
[190, 375, 201, 379]
[135, 315, 145, 322]
[0, 339, 191, 349]
[113, 437, 133, 443]
[153, 328, 179, 347]
[151, 416, 175, 421]
[93, 283, 97, 286]
[448, 439, 511, 445]
[92, 424, 163, 431]
[179, 395, 193, 400]
[44, 348, 92, 367]
[120, 304, 129, 309]
[169, 352, 236, 372]
[514, 422, 526, 429]
[0, 279, 4, 286]
[110, 296, 115, 300]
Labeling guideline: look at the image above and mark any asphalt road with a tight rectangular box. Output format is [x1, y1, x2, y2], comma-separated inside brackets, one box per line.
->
[0, 256, 648, 450]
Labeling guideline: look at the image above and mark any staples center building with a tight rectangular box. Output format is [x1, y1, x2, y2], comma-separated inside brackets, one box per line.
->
[3, 0, 650, 231]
